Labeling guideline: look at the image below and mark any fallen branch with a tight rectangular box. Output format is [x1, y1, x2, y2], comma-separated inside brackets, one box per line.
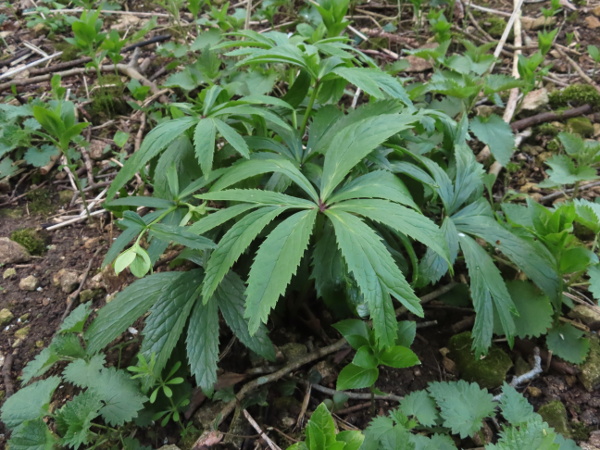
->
[243, 409, 282, 450]
[510, 104, 593, 131]
[304, 380, 404, 403]
[2, 351, 15, 397]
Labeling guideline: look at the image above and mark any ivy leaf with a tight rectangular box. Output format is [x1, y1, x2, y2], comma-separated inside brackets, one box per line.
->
[7, 419, 58, 450]
[85, 272, 182, 354]
[186, 295, 219, 394]
[546, 324, 590, 364]
[54, 391, 102, 449]
[459, 234, 516, 355]
[469, 114, 514, 166]
[245, 209, 317, 334]
[427, 380, 495, 439]
[93, 367, 147, 426]
[141, 270, 203, 377]
[217, 271, 276, 361]
[0, 376, 61, 429]
[336, 363, 379, 390]
[400, 390, 439, 427]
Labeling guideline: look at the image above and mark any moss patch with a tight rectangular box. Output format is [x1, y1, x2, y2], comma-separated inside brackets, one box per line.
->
[26, 187, 55, 215]
[538, 400, 571, 438]
[88, 75, 130, 124]
[10, 228, 49, 256]
[548, 84, 600, 111]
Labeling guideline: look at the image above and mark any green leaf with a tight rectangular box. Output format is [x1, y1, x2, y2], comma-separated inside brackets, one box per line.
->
[186, 294, 219, 393]
[588, 264, 600, 301]
[55, 391, 102, 449]
[541, 155, 598, 186]
[400, 390, 439, 426]
[141, 270, 203, 376]
[7, 419, 58, 450]
[93, 367, 147, 426]
[217, 271, 276, 361]
[499, 383, 535, 425]
[353, 346, 378, 369]
[203, 206, 289, 302]
[333, 199, 449, 264]
[50, 334, 86, 359]
[459, 234, 516, 355]
[332, 67, 385, 98]
[0, 376, 61, 429]
[306, 403, 338, 449]
[503, 281, 553, 339]
[63, 354, 106, 388]
[211, 158, 319, 203]
[378, 346, 420, 369]
[327, 171, 417, 209]
[194, 118, 217, 175]
[21, 348, 61, 384]
[327, 210, 422, 346]
[333, 319, 370, 350]
[546, 324, 590, 364]
[336, 363, 379, 390]
[189, 204, 257, 235]
[148, 224, 215, 250]
[24, 145, 59, 167]
[245, 209, 317, 334]
[320, 113, 419, 200]
[197, 188, 316, 208]
[59, 303, 92, 334]
[469, 114, 514, 166]
[113, 130, 130, 148]
[106, 196, 175, 209]
[85, 272, 182, 354]
[213, 118, 250, 159]
[427, 380, 495, 439]
[107, 116, 197, 199]
[418, 217, 459, 285]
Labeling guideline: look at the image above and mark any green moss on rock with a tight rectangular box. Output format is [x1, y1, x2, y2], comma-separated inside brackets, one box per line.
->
[566, 117, 594, 137]
[538, 400, 571, 438]
[26, 188, 55, 215]
[448, 332, 513, 389]
[579, 335, 600, 392]
[548, 84, 600, 110]
[10, 228, 48, 255]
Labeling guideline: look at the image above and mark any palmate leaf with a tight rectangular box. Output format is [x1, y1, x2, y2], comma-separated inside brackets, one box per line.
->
[320, 113, 420, 200]
[217, 271, 276, 360]
[418, 217, 459, 286]
[213, 118, 250, 158]
[194, 118, 217, 175]
[332, 199, 449, 265]
[202, 206, 289, 302]
[459, 234, 516, 355]
[245, 209, 318, 334]
[107, 116, 197, 199]
[326, 210, 422, 347]
[141, 270, 203, 377]
[197, 189, 316, 208]
[186, 294, 219, 393]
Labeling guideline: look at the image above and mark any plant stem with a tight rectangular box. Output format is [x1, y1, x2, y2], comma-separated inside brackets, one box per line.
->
[300, 80, 320, 137]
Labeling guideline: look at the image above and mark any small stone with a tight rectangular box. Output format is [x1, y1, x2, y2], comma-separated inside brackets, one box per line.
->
[585, 15, 600, 29]
[2, 268, 16, 279]
[36, 340, 44, 348]
[523, 16, 556, 30]
[83, 236, 102, 250]
[89, 139, 108, 160]
[19, 313, 30, 322]
[0, 237, 32, 264]
[19, 275, 39, 291]
[52, 269, 79, 294]
[569, 305, 600, 330]
[403, 54, 433, 73]
[579, 336, 600, 392]
[521, 88, 549, 111]
[593, 5, 600, 17]
[526, 386, 543, 397]
[538, 400, 571, 438]
[79, 289, 103, 303]
[14, 325, 31, 340]
[0, 308, 14, 326]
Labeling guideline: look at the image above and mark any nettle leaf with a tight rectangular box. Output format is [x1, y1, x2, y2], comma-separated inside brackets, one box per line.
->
[186, 294, 219, 394]
[107, 116, 197, 199]
[400, 390, 439, 427]
[320, 113, 419, 200]
[501, 281, 553, 339]
[85, 272, 181, 354]
[203, 206, 289, 302]
[1, 377, 61, 429]
[499, 383, 535, 425]
[469, 114, 514, 166]
[428, 380, 495, 439]
[93, 367, 147, 426]
[63, 354, 106, 388]
[141, 270, 203, 376]
[489, 417, 560, 450]
[54, 391, 102, 449]
[217, 271, 276, 361]
[327, 210, 422, 347]
[7, 418, 58, 450]
[245, 209, 318, 334]
[459, 234, 516, 355]
[21, 347, 61, 384]
[59, 303, 92, 334]
[546, 324, 590, 364]
[336, 363, 379, 390]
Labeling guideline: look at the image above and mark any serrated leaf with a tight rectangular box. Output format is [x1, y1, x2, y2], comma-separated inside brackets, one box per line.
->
[459, 234, 516, 355]
[85, 272, 181, 354]
[428, 380, 495, 439]
[542, 155, 598, 186]
[320, 113, 419, 200]
[24, 145, 59, 167]
[194, 118, 217, 175]
[213, 118, 250, 159]
[418, 217, 459, 286]
[499, 383, 535, 425]
[333, 199, 449, 264]
[63, 354, 106, 388]
[333, 319, 370, 350]
[469, 114, 514, 166]
[50, 334, 86, 359]
[107, 116, 197, 199]
[1, 377, 61, 429]
[7, 419, 57, 450]
[59, 303, 92, 334]
[217, 271, 276, 361]
[546, 324, 590, 364]
[336, 363, 379, 390]
[327, 171, 417, 209]
[353, 346, 378, 369]
[186, 295, 219, 393]
[489, 416, 560, 450]
[197, 188, 316, 208]
[21, 347, 61, 384]
[189, 203, 257, 234]
[400, 390, 439, 426]
[588, 264, 600, 301]
[93, 367, 147, 425]
[203, 206, 288, 302]
[141, 270, 203, 376]
[148, 224, 215, 250]
[332, 67, 385, 98]
[502, 281, 553, 339]
[327, 210, 422, 346]
[245, 209, 317, 333]
[55, 391, 102, 449]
